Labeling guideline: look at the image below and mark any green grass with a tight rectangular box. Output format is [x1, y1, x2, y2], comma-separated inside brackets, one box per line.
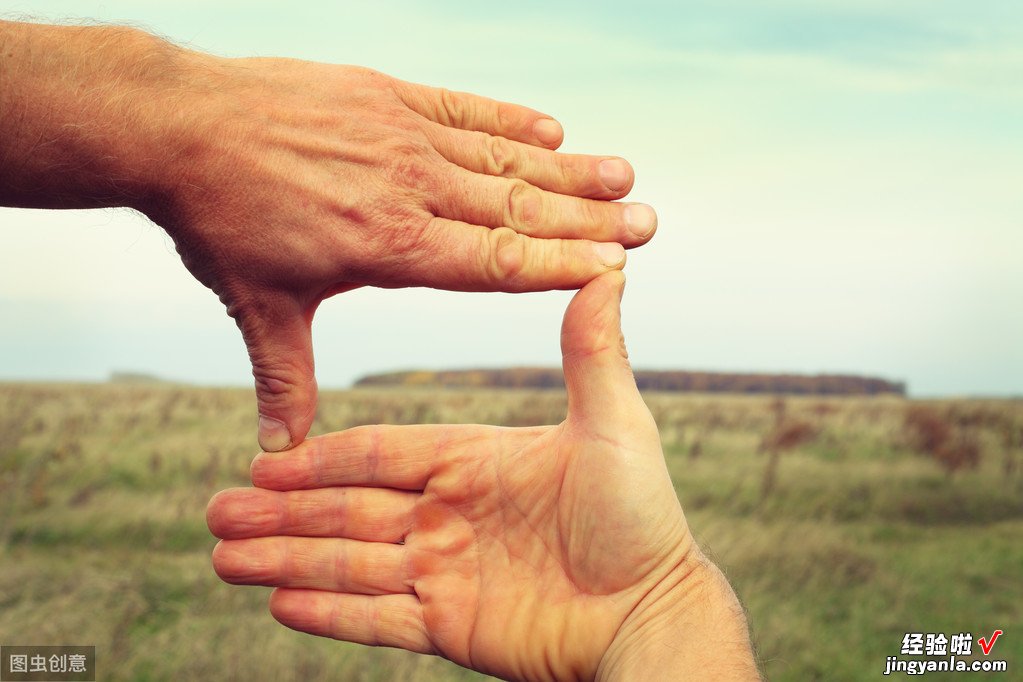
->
[0, 383, 1020, 680]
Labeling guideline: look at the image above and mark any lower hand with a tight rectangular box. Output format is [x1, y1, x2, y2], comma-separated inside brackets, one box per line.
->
[207, 273, 756, 681]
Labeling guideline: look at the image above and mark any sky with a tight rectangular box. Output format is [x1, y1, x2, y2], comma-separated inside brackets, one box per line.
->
[1, 1, 1021, 396]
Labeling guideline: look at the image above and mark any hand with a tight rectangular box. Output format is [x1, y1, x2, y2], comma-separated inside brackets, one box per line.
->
[151, 54, 660, 453]
[207, 273, 757, 681]
[0, 21, 657, 452]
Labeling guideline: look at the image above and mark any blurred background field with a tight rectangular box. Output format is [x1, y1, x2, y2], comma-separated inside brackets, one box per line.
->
[1, 382, 1020, 681]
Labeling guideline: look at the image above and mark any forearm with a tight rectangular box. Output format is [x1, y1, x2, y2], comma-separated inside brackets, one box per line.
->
[0, 19, 188, 210]
[597, 555, 761, 682]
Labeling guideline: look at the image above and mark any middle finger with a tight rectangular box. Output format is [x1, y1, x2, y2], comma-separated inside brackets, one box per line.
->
[424, 124, 635, 199]
[212, 536, 412, 595]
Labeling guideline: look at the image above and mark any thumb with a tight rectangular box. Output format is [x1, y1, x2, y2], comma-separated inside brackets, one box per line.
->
[237, 299, 318, 452]
[560, 271, 647, 431]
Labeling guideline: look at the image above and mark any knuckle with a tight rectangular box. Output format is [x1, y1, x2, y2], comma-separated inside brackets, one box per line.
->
[243, 335, 308, 411]
[544, 238, 570, 277]
[384, 138, 435, 189]
[583, 197, 609, 229]
[367, 69, 401, 98]
[483, 227, 527, 284]
[438, 87, 466, 127]
[484, 134, 517, 177]
[363, 596, 382, 643]
[559, 156, 591, 193]
[380, 212, 431, 265]
[505, 180, 543, 231]
[333, 542, 349, 589]
[251, 362, 299, 409]
[495, 102, 516, 135]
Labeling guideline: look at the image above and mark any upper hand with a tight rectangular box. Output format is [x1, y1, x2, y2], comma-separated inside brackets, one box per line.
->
[144, 55, 657, 452]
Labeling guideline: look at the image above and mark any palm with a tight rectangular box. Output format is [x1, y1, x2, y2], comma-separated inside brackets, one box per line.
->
[207, 273, 693, 681]
[406, 418, 685, 680]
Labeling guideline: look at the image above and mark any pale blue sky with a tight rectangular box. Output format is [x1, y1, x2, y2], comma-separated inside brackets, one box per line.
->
[2, 1, 1021, 396]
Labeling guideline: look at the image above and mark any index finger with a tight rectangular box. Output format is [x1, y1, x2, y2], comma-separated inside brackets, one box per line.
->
[391, 79, 564, 149]
[251, 424, 502, 491]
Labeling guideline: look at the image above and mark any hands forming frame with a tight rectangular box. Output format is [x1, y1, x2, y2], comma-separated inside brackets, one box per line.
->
[0, 18, 758, 681]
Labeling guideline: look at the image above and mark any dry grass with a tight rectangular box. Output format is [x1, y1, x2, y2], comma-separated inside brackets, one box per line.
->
[0, 383, 1021, 681]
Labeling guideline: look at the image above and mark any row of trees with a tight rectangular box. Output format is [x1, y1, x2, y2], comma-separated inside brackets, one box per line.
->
[355, 368, 906, 396]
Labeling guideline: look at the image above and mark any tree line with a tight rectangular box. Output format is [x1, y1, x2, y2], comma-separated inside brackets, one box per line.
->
[355, 368, 906, 396]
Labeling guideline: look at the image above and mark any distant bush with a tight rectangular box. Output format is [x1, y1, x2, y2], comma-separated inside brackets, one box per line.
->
[903, 405, 952, 454]
[758, 399, 818, 503]
[903, 405, 981, 475]
[761, 419, 817, 453]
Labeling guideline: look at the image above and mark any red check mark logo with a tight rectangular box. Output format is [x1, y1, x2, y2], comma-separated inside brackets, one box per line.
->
[978, 630, 1003, 655]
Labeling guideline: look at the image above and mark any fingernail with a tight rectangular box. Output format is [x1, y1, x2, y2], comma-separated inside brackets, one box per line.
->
[258, 416, 292, 452]
[593, 242, 626, 267]
[623, 204, 657, 239]
[598, 158, 630, 192]
[533, 118, 563, 146]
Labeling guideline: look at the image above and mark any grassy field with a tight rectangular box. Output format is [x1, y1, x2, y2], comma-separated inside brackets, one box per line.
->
[1, 383, 1020, 680]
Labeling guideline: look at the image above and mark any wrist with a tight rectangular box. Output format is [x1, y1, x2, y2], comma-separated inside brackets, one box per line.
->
[597, 551, 760, 682]
[0, 20, 197, 212]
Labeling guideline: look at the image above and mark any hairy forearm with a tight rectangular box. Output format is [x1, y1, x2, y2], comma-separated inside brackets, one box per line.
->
[597, 555, 761, 682]
[0, 19, 190, 210]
